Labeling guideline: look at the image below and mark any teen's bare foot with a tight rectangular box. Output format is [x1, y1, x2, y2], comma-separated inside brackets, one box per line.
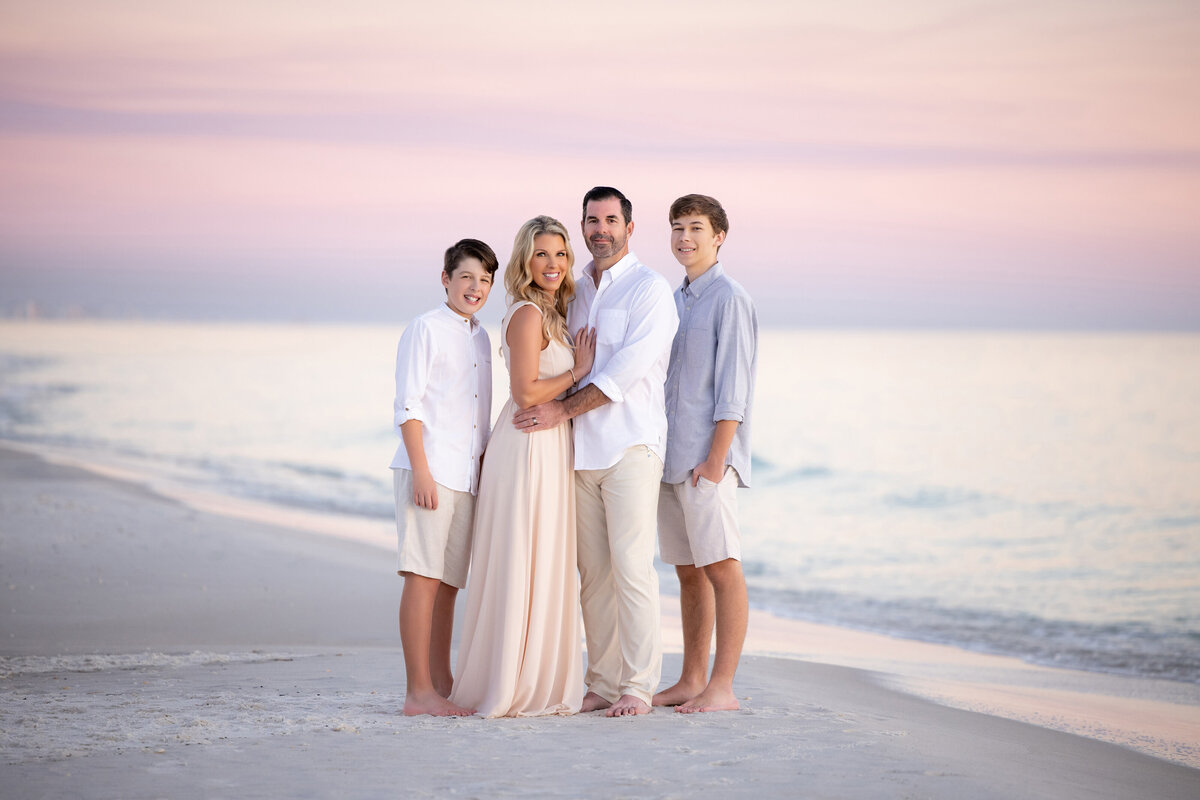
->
[605, 694, 651, 717]
[675, 686, 739, 713]
[580, 691, 612, 713]
[403, 690, 475, 717]
[653, 680, 704, 707]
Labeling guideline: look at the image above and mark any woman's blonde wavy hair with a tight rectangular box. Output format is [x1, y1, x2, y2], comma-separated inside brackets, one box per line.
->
[504, 215, 576, 345]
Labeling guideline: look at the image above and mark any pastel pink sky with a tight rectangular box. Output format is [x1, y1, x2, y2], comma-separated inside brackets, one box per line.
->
[1, 0, 1197, 326]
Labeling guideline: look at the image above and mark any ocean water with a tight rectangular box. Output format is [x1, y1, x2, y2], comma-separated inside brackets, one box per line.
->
[2, 320, 1198, 683]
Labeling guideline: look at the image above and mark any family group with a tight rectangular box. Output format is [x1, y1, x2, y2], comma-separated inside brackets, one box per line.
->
[389, 187, 758, 718]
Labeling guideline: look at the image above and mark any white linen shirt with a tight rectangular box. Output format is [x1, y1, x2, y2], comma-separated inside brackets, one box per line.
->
[389, 304, 492, 495]
[566, 251, 678, 471]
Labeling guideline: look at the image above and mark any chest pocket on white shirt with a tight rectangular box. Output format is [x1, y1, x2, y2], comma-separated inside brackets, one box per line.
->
[597, 309, 627, 346]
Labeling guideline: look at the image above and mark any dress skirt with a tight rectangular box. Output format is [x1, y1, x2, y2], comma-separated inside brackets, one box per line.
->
[449, 331, 584, 717]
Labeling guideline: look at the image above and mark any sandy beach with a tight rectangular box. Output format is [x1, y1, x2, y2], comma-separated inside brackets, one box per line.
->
[2, 443, 1198, 799]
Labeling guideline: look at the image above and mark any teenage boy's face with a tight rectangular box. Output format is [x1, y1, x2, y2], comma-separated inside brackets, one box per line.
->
[670, 214, 725, 274]
[582, 197, 633, 261]
[441, 257, 493, 318]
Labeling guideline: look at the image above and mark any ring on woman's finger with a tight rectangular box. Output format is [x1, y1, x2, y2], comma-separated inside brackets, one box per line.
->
[532, 417, 538, 425]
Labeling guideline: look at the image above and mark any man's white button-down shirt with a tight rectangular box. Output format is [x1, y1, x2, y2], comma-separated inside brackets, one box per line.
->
[389, 304, 492, 495]
[566, 252, 679, 471]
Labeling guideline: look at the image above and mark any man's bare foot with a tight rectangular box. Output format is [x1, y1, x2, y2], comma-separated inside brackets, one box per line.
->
[675, 686, 739, 713]
[605, 694, 651, 717]
[580, 691, 612, 713]
[403, 690, 475, 717]
[653, 680, 705, 707]
[432, 676, 454, 698]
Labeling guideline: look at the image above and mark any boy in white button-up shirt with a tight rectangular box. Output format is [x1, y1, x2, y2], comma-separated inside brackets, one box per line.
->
[390, 238, 497, 716]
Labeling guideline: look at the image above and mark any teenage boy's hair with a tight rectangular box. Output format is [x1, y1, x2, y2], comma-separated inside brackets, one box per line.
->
[582, 186, 633, 225]
[443, 238, 499, 279]
[669, 194, 729, 237]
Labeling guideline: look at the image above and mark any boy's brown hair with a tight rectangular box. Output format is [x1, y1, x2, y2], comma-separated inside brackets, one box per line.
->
[669, 194, 729, 237]
[443, 238, 499, 280]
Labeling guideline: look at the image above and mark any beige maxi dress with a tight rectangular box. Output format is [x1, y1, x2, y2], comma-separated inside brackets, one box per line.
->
[450, 301, 584, 717]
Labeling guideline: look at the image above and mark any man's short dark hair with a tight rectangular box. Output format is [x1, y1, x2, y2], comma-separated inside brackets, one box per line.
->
[443, 238, 499, 279]
[582, 186, 633, 225]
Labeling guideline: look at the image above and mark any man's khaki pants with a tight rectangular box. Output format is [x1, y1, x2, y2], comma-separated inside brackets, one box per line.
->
[575, 445, 664, 705]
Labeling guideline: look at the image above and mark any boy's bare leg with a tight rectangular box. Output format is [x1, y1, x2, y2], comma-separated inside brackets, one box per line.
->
[653, 564, 714, 706]
[399, 574, 474, 716]
[429, 582, 459, 697]
[677, 558, 746, 713]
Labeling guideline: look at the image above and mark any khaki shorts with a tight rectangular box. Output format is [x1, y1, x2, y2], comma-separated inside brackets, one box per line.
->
[657, 466, 741, 567]
[393, 469, 474, 588]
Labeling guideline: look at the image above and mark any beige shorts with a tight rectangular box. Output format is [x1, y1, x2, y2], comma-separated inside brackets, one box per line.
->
[657, 466, 741, 567]
[393, 469, 474, 589]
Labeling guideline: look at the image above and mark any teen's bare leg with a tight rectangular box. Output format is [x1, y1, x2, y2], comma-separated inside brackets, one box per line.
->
[399, 573, 474, 716]
[429, 581, 459, 698]
[677, 558, 746, 713]
[653, 564, 714, 706]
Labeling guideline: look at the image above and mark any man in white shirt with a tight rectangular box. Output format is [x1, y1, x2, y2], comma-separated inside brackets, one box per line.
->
[514, 187, 678, 716]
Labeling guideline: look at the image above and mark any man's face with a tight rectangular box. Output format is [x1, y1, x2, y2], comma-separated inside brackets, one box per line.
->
[670, 214, 725, 273]
[581, 197, 633, 262]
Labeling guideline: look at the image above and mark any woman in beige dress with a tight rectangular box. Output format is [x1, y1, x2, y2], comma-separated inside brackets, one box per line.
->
[450, 215, 596, 717]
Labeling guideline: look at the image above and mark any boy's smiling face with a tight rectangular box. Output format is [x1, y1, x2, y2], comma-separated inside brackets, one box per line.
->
[670, 214, 725, 276]
[442, 257, 493, 318]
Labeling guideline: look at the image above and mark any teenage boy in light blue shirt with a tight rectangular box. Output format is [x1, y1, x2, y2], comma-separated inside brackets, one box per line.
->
[653, 194, 758, 713]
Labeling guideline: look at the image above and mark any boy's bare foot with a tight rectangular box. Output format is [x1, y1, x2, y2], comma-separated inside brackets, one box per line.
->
[605, 694, 651, 717]
[580, 691, 612, 713]
[403, 690, 475, 717]
[652, 680, 705, 707]
[675, 686, 739, 713]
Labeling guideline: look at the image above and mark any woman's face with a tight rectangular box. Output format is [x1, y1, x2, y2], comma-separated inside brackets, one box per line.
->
[529, 233, 569, 295]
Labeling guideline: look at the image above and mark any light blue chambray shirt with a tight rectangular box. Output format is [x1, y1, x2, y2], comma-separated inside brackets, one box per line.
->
[662, 262, 758, 487]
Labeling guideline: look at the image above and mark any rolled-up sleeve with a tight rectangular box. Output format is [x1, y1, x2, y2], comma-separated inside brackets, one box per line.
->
[393, 321, 433, 430]
[713, 292, 757, 423]
[591, 280, 678, 404]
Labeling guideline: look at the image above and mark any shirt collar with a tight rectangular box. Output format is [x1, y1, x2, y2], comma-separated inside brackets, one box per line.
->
[585, 251, 639, 288]
[438, 302, 479, 331]
[682, 261, 724, 297]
